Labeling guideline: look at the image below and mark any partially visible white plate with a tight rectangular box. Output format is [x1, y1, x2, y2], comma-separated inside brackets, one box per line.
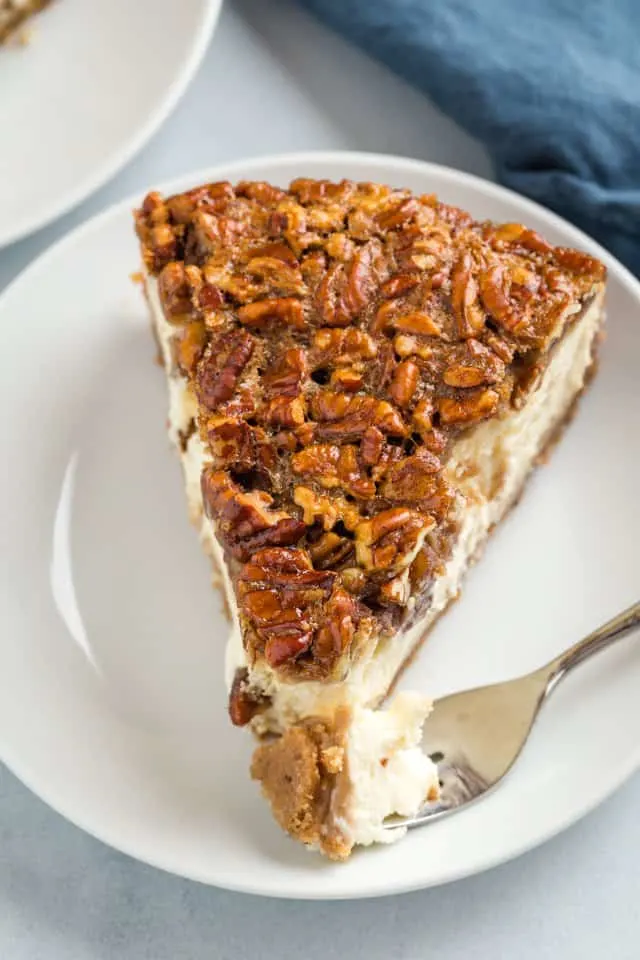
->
[0, 153, 638, 900]
[0, 0, 220, 248]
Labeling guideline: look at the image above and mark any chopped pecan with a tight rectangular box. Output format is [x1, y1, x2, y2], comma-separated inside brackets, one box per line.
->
[390, 359, 420, 407]
[201, 470, 304, 559]
[236, 180, 287, 205]
[380, 273, 420, 298]
[158, 262, 195, 323]
[228, 668, 268, 727]
[553, 247, 606, 280]
[264, 347, 307, 396]
[293, 486, 360, 531]
[412, 397, 435, 435]
[393, 334, 433, 360]
[442, 364, 485, 388]
[309, 532, 354, 569]
[172, 321, 207, 375]
[479, 265, 520, 332]
[291, 443, 375, 499]
[314, 588, 364, 660]
[197, 282, 225, 312]
[355, 508, 434, 574]
[317, 241, 384, 326]
[290, 177, 355, 205]
[438, 389, 500, 425]
[442, 339, 506, 388]
[381, 450, 452, 519]
[377, 196, 419, 230]
[393, 311, 441, 337]
[312, 327, 377, 363]
[244, 256, 306, 298]
[451, 252, 485, 337]
[207, 417, 275, 476]
[238, 297, 305, 329]
[360, 425, 384, 466]
[148, 224, 178, 270]
[324, 232, 355, 261]
[263, 395, 306, 428]
[379, 572, 411, 606]
[239, 547, 334, 590]
[486, 222, 553, 255]
[330, 368, 364, 392]
[310, 392, 406, 438]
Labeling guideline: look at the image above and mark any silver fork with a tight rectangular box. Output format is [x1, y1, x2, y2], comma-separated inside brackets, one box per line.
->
[388, 600, 640, 831]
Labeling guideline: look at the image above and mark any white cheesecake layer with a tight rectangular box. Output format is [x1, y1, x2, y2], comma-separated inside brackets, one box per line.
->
[149, 278, 602, 728]
[333, 692, 438, 846]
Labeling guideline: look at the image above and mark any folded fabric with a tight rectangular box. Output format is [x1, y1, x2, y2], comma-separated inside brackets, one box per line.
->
[297, 0, 640, 275]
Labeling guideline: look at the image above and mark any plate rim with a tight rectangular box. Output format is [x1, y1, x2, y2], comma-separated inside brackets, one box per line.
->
[0, 0, 222, 249]
[1, 150, 639, 900]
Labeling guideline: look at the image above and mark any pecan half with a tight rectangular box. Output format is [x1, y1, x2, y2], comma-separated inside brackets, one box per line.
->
[390, 359, 420, 408]
[196, 330, 254, 408]
[451, 253, 485, 338]
[317, 241, 384, 326]
[264, 347, 307, 396]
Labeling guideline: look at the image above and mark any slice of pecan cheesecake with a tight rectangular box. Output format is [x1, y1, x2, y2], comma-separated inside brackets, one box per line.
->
[0, 0, 51, 42]
[135, 177, 605, 859]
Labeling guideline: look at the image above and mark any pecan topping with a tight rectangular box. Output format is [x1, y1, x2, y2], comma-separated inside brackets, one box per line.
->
[136, 177, 605, 680]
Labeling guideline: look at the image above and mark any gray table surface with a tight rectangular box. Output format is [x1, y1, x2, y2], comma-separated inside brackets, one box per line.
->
[1, 1, 638, 957]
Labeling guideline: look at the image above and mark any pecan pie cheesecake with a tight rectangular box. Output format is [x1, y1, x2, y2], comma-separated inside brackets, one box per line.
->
[0, 0, 51, 42]
[135, 177, 605, 859]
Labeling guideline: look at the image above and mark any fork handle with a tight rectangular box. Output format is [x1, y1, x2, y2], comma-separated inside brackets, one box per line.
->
[541, 600, 640, 698]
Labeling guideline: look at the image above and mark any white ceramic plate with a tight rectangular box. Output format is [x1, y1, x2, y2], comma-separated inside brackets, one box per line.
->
[1, 153, 638, 900]
[0, 0, 220, 248]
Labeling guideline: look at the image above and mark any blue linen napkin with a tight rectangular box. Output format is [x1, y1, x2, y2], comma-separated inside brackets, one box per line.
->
[297, 0, 640, 274]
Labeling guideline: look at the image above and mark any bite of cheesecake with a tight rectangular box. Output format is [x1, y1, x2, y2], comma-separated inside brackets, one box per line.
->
[135, 176, 605, 859]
